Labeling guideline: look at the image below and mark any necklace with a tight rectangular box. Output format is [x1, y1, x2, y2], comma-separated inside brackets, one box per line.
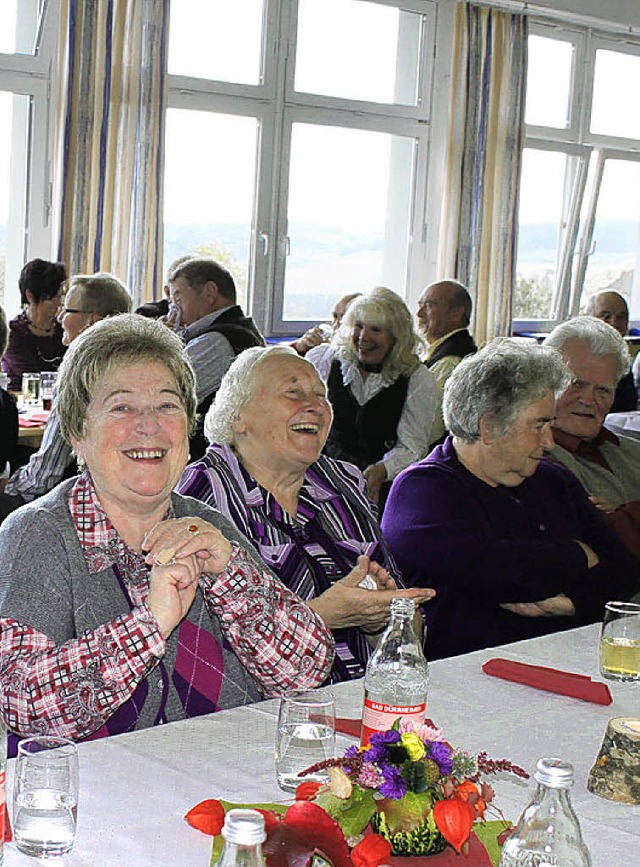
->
[27, 321, 55, 336]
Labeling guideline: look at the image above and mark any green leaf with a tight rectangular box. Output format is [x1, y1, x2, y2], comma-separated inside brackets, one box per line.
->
[473, 820, 512, 867]
[313, 788, 377, 838]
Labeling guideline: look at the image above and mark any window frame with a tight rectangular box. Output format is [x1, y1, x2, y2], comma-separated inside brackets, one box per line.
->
[166, 0, 437, 337]
[0, 0, 58, 316]
[514, 20, 640, 335]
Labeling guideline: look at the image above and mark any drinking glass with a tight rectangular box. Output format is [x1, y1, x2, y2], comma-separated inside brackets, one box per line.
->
[13, 736, 79, 857]
[599, 601, 640, 682]
[39, 371, 58, 411]
[275, 688, 336, 792]
[21, 373, 41, 407]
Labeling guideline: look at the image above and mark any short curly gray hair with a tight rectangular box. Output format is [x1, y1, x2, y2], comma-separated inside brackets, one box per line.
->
[204, 344, 316, 444]
[543, 316, 630, 384]
[333, 287, 424, 380]
[444, 338, 569, 442]
[57, 314, 197, 442]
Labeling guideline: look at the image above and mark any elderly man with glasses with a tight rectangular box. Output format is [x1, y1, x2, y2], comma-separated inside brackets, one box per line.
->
[544, 316, 640, 564]
[0, 273, 131, 523]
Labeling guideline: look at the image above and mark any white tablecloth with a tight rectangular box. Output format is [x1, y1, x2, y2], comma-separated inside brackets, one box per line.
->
[605, 410, 640, 441]
[3, 624, 639, 867]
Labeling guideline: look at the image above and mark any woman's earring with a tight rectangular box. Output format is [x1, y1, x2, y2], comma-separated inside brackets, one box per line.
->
[77, 455, 86, 472]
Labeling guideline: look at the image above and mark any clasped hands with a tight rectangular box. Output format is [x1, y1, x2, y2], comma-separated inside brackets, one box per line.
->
[141, 517, 232, 639]
[308, 555, 435, 635]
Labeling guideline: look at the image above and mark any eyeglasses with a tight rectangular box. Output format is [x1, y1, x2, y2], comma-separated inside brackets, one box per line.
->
[59, 306, 93, 316]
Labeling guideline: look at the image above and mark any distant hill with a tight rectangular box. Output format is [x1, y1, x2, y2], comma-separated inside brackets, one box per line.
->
[518, 219, 637, 263]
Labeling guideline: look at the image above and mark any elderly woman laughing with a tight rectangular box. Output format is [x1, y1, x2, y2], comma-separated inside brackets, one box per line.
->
[382, 338, 639, 660]
[0, 315, 333, 747]
[177, 345, 433, 682]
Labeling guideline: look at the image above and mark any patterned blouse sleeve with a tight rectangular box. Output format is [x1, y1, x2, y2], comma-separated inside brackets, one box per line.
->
[199, 543, 335, 697]
[0, 606, 165, 740]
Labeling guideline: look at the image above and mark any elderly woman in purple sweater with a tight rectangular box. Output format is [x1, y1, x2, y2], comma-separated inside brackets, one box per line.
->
[381, 338, 639, 661]
[177, 345, 434, 682]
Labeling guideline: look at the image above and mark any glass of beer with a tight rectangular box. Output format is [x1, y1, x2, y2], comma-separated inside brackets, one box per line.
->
[21, 372, 41, 406]
[599, 601, 640, 682]
[39, 371, 58, 411]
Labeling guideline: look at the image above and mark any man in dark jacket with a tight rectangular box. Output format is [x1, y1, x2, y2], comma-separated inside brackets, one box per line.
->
[416, 279, 477, 444]
[169, 257, 265, 458]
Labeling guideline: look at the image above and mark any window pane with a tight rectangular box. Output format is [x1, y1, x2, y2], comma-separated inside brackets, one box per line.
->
[163, 109, 259, 309]
[525, 35, 573, 128]
[515, 149, 569, 319]
[282, 123, 415, 321]
[0, 1, 43, 55]
[295, 0, 423, 106]
[581, 159, 640, 320]
[591, 50, 640, 139]
[168, 0, 265, 85]
[0, 91, 30, 309]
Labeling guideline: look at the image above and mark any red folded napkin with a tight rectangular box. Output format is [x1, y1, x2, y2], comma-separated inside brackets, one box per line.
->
[18, 411, 50, 427]
[335, 717, 362, 738]
[482, 658, 612, 705]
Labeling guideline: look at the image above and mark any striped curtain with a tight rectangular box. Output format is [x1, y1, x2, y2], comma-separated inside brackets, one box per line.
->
[54, 0, 168, 306]
[438, 2, 528, 345]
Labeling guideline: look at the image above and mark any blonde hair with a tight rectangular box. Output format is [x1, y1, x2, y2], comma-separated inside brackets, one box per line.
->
[333, 286, 424, 380]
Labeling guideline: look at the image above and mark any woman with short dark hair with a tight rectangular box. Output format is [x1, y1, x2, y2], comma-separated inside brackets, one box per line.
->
[2, 258, 67, 390]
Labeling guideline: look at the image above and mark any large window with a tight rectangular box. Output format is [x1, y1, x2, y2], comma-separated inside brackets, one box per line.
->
[165, 0, 434, 336]
[0, 0, 55, 314]
[515, 25, 640, 330]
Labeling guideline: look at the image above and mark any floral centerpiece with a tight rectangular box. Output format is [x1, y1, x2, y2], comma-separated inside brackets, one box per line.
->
[300, 718, 529, 857]
[185, 718, 528, 866]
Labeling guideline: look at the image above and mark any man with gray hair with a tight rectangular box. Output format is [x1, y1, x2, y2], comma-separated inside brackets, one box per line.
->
[584, 289, 637, 412]
[416, 279, 477, 444]
[544, 316, 640, 561]
[168, 257, 265, 458]
[0, 272, 132, 522]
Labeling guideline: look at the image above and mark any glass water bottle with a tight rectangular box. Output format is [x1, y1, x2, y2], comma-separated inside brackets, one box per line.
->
[361, 596, 429, 745]
[217, 809, 267, 867]
[499, 757, 592, 867]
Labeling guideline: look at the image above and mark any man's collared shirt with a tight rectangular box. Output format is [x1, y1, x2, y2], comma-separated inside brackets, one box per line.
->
[183, 306, 236, 404]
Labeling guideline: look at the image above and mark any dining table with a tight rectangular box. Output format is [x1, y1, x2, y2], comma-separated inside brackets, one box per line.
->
[3, 623, 638, 867]
[605, 410, 640, 442]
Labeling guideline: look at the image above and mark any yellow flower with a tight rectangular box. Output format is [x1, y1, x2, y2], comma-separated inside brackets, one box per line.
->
[400, 732, 426, 761]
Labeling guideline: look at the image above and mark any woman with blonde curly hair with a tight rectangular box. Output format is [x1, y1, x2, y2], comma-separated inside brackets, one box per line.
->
[309, 287, 437, 505]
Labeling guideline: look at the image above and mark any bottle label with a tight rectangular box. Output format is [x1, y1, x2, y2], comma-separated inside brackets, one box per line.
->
[361, 699, 427, 745]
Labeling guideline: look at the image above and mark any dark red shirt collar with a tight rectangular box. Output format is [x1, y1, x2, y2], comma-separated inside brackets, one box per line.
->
[552, 425, 619, 472]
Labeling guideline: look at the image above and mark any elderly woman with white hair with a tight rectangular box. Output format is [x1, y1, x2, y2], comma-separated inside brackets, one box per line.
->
[309, 287, 437, 505]
[177, 344, 434, 683]
[382, 338, 638, 660]
[544, 316, 640, 562]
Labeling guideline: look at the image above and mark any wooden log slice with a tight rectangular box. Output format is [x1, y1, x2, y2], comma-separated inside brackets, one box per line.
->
[587, 717, 640, 804]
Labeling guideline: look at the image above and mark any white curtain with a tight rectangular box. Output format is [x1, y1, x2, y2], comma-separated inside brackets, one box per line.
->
[438, 2, 528, 345]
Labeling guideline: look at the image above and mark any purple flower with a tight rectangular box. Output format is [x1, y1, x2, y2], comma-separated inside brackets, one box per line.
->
[366, 729, 401, 763]
[344, 745, 359, 759]
[379, 763, 407, 799]
[370, 730, 401, 746]
[428, 741, 453, 775]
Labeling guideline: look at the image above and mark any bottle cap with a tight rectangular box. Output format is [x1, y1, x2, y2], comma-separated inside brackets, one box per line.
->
[534, 757, 575, 788]
[221, 809, 266, 845]
[390, 597, 415, 616]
